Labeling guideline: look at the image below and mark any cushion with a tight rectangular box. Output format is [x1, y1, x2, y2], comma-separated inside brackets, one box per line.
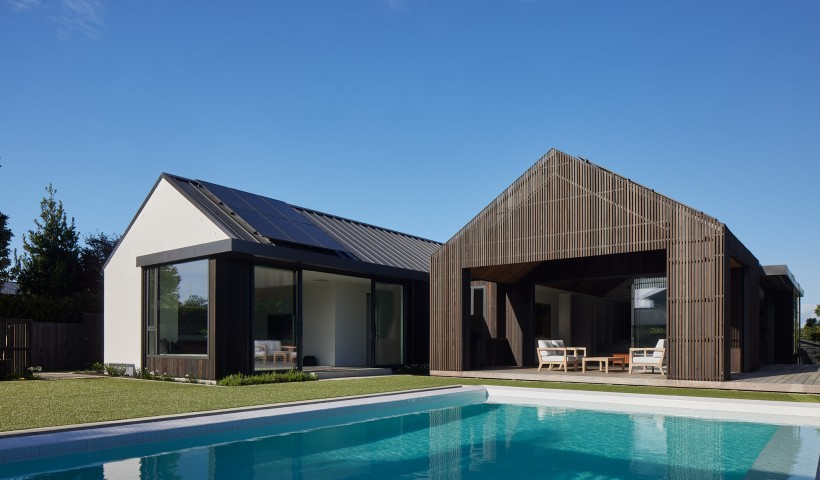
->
[632, 356, 662, 365]
[265, 340, 282, 353]
[653, 339, 666, 358]
[254, 340, 267, 352]
[541, 355, 580, 362]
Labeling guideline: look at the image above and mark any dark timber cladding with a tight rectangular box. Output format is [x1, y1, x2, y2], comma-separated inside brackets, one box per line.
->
[431, 149, 730, 381]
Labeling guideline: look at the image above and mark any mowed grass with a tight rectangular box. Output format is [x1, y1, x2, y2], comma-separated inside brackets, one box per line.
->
[1, 375, 818, 432]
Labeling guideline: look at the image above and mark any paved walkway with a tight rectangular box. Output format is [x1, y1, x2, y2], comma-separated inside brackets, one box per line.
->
[431, 363, 820, 394]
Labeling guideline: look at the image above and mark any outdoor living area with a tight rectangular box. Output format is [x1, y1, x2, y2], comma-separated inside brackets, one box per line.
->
[464, 251, 673, 372]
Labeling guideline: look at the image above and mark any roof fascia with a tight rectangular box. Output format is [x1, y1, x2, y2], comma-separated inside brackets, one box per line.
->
[135, 239, 430, 282]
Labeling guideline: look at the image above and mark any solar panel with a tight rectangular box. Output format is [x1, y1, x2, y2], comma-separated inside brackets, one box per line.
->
[199, 180, 350, 254]
[298, 222, 349, 252]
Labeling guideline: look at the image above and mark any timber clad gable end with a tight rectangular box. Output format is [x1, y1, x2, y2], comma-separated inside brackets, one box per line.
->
[431, 149, 734, 381]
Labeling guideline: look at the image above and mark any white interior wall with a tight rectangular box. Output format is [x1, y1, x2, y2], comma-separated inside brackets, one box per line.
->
[558, 293, 573, 343]
[302, 281, 336, 366]
[334, 281, 369, 366]
[535, 285, 574, 343]
[103, 178, 230, 368]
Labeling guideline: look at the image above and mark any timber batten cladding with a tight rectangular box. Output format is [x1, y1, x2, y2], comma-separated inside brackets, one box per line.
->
[431, 148, 735, 381]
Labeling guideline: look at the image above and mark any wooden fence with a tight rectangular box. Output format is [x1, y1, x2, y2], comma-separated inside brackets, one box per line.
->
[0, 319, 31, 377]
[0, 314, 103, 374]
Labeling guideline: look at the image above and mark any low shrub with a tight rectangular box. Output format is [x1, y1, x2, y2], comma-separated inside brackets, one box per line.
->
[217, 370, 318, 386]
[104, 364, 127, 377]
[393, 363, 430, 375]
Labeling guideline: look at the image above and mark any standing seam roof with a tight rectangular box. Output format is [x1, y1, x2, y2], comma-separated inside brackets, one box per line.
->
[296, 208, 440, 273]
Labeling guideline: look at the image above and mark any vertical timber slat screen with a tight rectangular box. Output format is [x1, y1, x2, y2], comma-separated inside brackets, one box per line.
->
[431, 149, 728, 380]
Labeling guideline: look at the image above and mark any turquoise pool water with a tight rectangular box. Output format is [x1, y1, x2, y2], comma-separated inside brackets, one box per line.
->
[4, 401, 799, 479]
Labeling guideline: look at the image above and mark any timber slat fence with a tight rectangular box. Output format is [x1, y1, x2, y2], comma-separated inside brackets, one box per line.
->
[0, 319, 31, 378]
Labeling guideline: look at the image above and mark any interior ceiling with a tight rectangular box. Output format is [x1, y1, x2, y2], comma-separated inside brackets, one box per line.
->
[302, 270, 370, 285]
[541, 277, 633, 298]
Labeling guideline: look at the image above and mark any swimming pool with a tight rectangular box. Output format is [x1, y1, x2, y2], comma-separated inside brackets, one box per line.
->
[2, 386, 818, 479]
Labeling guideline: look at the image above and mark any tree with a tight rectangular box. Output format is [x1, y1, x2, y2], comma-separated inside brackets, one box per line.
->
[0, 211, 12, 284]
[14, 184, 81, 296]
[806, 318, 818, 328]
[77, 231, 120, 295]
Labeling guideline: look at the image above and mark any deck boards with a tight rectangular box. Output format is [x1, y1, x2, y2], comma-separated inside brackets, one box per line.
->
[432, 364, 820, 395]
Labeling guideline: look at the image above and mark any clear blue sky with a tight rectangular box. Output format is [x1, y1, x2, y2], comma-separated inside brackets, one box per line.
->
[1, 1, 818, 321]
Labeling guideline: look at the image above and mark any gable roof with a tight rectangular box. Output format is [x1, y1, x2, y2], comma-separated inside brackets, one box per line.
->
[163, 174, 440, 273]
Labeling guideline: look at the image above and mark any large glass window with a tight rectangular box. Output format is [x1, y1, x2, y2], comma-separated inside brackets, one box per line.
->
[253, 266, 296, 371]
[632, 276, 667, 347]
[144, 260, 209, 357]
[374, 282, 404, 365]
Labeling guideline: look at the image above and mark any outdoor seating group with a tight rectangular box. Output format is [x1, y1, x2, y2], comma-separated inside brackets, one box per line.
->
[536, 338, 667, 375]
[254, 340, 297, 368]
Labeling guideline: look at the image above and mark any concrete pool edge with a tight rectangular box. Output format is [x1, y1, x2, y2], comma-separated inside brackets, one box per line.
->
[3, 385, 819, 471]
[0, 386, 488, 465]
[483, 385, 820, 428]
[0, 385, 466, 439]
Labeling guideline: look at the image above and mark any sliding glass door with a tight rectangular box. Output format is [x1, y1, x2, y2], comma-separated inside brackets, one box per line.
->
[373, 282, 404, 366]
[632, 276, 667, 348]
[253, 266, 297, 372]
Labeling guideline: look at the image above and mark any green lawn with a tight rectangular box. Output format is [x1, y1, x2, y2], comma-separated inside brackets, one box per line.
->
[1, 375, 818, 433]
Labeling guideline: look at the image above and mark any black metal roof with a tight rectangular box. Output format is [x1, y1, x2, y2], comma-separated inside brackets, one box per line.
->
[296, 208, 441, 273]
[164, 174, 439, 273]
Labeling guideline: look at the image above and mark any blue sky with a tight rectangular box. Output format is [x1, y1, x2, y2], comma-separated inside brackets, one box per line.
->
[1, 1, 818, 321]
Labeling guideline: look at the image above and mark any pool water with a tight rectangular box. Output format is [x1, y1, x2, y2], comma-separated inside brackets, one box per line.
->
[4, 402, 794, 480]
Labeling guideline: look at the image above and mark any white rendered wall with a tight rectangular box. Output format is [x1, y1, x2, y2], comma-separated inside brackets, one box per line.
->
[103, 178, 230, 369]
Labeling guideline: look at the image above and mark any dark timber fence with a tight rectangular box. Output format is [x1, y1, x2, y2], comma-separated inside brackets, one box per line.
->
[0, 319, 32, 377]
[30, 313, 103, 370]
[0, 314, 102, 374]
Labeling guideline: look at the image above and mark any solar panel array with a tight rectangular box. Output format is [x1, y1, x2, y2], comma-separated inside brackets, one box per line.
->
[198, 180, 350, 253]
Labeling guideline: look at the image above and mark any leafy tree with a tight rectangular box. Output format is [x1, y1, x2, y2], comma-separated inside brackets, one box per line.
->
[77, 231, 120, 295]
[806, 318, 818, 328]
[816, 305, 820, 317]
[14, 184, 81, 296]
[182, 294, 208, 308]
[0, 211, 12, 284]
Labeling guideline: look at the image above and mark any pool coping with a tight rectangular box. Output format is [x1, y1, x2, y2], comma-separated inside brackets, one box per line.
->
[483, 385, 820, 427]
[0, 385, 465, 439]
[3, 385, 819, 473]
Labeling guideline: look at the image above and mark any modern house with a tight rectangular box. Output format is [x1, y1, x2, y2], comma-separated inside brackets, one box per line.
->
[430, 149, 803, 381]
[104, 174, 439, 380]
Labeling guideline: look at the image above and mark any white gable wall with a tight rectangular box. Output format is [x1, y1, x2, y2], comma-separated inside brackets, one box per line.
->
[103, 178, 230, 368]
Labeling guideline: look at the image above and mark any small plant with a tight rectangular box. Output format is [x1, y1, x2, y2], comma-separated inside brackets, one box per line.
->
[90, 362, 105, 374]
[217, 370, 318, 386]
[184, 373, 200, 384]
[104, 364, 127, 377]
[393, 363, 430, 375]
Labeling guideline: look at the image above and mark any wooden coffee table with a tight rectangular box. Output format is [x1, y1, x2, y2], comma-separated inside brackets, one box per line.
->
[611, 353, 630, 366]
[582, 356, 626, 373]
